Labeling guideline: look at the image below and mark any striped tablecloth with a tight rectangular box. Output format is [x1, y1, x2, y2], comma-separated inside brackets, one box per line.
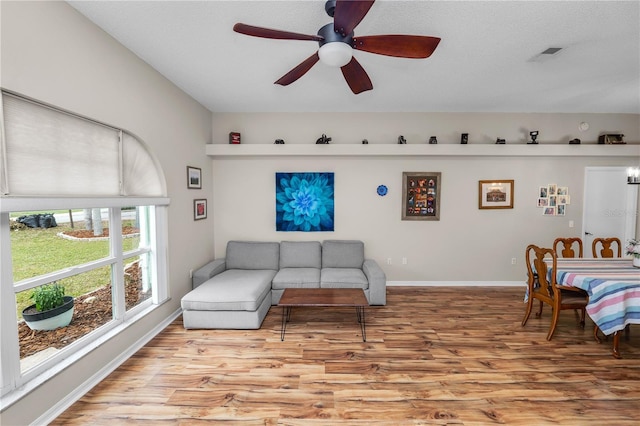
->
[547, 258, 640, 336]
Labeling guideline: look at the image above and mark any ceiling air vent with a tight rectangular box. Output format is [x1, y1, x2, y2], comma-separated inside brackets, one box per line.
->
[528, 47, 564, 62]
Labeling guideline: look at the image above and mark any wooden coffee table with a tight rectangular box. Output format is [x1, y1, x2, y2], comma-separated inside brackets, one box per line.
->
[277, 288, 368, 342]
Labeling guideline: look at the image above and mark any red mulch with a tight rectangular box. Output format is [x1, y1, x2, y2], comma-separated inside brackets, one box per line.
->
[18, 227, 148, 359]
[61, 226, 139, 239]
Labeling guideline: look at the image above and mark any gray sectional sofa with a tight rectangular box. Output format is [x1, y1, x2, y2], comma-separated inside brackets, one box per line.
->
[181, 240, 386, 329]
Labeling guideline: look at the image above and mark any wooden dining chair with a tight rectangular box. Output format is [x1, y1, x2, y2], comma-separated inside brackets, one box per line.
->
[553, 237, 583, 258]
[592, 237, 622, 258]
[522, 244, 588, 340]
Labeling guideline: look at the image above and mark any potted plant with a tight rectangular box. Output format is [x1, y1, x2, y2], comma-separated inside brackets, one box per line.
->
[22, 282, 74, 331]
[627, 238, 640, 268]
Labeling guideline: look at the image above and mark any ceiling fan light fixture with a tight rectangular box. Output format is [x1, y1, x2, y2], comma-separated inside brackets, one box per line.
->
[318, 42, 353, 67]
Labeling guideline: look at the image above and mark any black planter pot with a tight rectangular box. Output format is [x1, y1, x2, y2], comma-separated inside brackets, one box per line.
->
[22, 296, 74, 331]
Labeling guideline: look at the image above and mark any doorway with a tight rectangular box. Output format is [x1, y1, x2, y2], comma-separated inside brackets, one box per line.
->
[583, 167, 638, 258]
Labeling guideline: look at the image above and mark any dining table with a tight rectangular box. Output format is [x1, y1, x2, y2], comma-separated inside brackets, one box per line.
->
[546, 257, 640, 358]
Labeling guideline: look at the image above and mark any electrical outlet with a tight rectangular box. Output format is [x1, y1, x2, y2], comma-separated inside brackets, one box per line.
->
[511, 258, 517, 265]
[387, 258, 392, 265]
[569, 220, 574, 228]
[402, 257, 407, 265]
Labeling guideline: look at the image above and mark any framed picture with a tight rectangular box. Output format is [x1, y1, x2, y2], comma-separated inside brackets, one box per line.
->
[402, 172, 441, 221]
[543, 206, 556, 216]
[194, 199, 207, 220]
[539, 186, 548, 198]
[478, 180, 514, 209]
[187, 166, 202, 189]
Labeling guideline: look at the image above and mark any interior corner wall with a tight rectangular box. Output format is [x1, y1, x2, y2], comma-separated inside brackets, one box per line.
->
[1, 2, 212, 424]
[211, 113, 640, 282]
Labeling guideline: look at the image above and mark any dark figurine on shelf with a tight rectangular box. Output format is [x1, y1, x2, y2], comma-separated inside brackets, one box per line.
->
[496, 138, 506, 144]
[274, 139, 285, 144]
[528, 130, 539, 144]
[429, 136, 438, 144]
[398, 135, 406, 144]
[362, 139, 368, 144]
[316, 134, 331, 144]
[461, 133, 469, 144]
[569, 138, 581, 145]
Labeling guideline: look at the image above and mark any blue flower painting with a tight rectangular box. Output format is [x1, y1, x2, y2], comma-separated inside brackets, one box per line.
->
[276, 172, 334, 232]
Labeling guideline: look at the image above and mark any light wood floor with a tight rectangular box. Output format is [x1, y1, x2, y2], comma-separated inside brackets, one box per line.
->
[53, 287, 640, 425]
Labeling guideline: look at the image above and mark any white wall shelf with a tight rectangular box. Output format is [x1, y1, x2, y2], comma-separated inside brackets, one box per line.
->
[207, 143, 639, 158]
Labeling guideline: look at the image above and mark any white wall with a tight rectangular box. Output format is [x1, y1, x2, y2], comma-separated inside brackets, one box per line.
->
[211, 113, 640, 282]
[1, 2, 212, 424]
[212, 112, 640, 146]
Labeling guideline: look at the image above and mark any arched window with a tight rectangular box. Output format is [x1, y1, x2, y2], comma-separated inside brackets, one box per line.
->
[0, 91, 169, 402]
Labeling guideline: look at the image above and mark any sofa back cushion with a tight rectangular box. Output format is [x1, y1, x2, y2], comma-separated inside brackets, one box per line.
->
[225, 241, 280, 270]
[280, 241, 321, 268]
[322, 240, 364, 269]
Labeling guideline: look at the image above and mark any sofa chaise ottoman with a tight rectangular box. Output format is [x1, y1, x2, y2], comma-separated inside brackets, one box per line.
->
[181, 241, 278, 329]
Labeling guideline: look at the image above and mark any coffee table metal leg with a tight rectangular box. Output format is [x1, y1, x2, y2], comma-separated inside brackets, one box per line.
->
[356, 306, 366, 342]
[281, 307, 291, 341]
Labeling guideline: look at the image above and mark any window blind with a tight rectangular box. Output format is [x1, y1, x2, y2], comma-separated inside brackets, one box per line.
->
[1, 92, 165, 197]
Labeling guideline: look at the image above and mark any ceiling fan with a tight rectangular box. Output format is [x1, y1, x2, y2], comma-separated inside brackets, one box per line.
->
[233, 0, 441, 94]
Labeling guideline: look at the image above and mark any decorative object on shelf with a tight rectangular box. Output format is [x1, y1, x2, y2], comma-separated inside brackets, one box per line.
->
[537, 183, 570, 216]
[377, 185, 388, 196]
[187, 166, 202, 189]
[626, 239, 640, 267]
[194, 199, 207, 220]
[528, 130, 539, 145]
[569, 138, 581, 144]
[478, 180, 514, 209]
[316, 134, 331, 144]
[22, 282, 74, 331]
[461, 133, 469, 144]
[362, 139, 368, 144]
[496, 138, 506, 144]
[276, 172, 334, 232]
[598, 134, 625, 144]
[428, 136, 438, 144]
[402, 172, 441, 221]
[398, 135, 406, 144]
[627, 167, 640, 184]
[274, 139, 285, 144]
[229, 132, 241, 144]
[578, 122, 590, 132]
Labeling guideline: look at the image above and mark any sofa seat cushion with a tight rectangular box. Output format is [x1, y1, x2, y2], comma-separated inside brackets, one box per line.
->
[181, 269, 275, 312]
[320, 268, 368, 289]
[272, 268, 321, 289]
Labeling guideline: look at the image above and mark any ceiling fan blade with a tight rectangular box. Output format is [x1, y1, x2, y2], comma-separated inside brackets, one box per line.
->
[274, 52, 320, 86]
[340, 57, 373, 94]
[334, 0, 375, 36]
[353, 35, 441, 58]
[233, 23, 323, 42]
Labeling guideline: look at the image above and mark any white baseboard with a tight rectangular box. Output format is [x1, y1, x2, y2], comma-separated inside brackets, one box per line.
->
[34, 308, 183, 426]
[387, 281, 525, 287]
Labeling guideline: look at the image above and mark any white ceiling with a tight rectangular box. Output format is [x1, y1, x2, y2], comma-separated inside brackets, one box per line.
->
[68, 0, 640, 114]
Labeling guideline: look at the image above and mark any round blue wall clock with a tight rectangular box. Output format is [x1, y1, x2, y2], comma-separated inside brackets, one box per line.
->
[377, 185, 388, 196]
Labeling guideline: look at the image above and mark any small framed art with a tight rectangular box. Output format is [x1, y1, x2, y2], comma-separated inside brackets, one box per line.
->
[478, 180, 514, 209]
[187, 166, 202, 189]
[194, 199, 207, 220]
[402, 172, 441, 221]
